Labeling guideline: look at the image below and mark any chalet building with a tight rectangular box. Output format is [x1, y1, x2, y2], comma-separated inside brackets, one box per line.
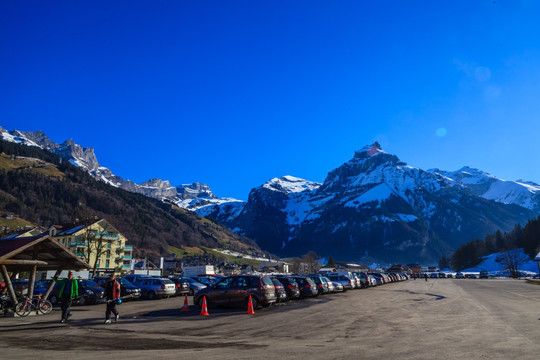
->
[49, 219, 133, 275]
[407, 264, 422, 275]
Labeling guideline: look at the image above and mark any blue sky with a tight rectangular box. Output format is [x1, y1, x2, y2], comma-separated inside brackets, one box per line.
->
[2, 1, 540, 200]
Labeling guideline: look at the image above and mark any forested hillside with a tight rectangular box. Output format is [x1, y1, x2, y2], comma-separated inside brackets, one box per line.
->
[0, 140, 260, 259]
[448, 216, 540, 271]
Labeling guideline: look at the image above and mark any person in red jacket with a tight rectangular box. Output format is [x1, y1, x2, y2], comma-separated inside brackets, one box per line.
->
[104, 273, 121, 324]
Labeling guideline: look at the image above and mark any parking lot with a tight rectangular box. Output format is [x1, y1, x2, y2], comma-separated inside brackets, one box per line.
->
[1, 278, 540, 359]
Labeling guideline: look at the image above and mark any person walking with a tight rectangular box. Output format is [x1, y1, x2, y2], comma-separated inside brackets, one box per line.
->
[58, 271, 79, 323]
[104, 273, 121, 324]
[424, 273, 428, 282]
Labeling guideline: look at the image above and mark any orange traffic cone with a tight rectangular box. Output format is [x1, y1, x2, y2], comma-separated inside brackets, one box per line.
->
[247, 295, 255, 315]
[200, 296, 210, 316]
[181, 294, 189, 312]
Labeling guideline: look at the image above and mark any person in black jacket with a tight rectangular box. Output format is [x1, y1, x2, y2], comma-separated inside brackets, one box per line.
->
[103, 273, 121, 324]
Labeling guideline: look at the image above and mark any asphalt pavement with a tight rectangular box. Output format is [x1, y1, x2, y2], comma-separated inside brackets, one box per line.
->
[1, 278, 540, 359]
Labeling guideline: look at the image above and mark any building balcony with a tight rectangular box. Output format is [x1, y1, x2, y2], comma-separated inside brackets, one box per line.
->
[70, 242, 87, 247]
[122, 255, 132, 260]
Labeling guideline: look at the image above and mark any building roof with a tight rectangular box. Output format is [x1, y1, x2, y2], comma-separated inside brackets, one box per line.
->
[0, 234, 89, 271]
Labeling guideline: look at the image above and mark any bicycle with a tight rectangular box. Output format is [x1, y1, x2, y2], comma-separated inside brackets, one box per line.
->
[14, 295, 53, 317]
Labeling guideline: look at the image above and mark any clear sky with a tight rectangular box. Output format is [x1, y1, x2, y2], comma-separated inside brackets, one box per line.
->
[2, 1, 540, 200]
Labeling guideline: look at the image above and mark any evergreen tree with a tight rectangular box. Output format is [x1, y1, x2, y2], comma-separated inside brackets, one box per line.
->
[327, 256, 336, 267]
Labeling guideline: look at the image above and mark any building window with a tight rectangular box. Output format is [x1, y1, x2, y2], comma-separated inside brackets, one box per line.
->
[106, 260, 110, 268]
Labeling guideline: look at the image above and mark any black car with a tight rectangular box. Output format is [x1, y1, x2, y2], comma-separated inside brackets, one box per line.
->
[94, 277, 141, 300]
[306, 274, 330, 295]
[290, 276, 318, 298]
[49, 279, 105, 305]
[275, 276, 301, 300]
[168, 277, 190, 296]
[270, 277, 288, 302]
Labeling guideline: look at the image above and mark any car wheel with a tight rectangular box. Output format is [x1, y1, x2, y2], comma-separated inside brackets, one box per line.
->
[197, 296, 205, 309]
[189, 288, 195, 296]
[78, 296, 86, 306]
[147, 291, 156, 300]
[50, 295, 58, 305]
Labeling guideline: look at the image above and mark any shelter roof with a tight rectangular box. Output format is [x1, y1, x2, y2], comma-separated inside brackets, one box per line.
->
[0, 235, 89, 271]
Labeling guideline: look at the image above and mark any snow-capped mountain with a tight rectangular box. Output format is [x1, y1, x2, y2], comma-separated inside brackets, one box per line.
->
[3, 125, 539, 264]
[0, 126, 242, 212]
[429, 167, 540, 212]
[229, 143, 535, 263]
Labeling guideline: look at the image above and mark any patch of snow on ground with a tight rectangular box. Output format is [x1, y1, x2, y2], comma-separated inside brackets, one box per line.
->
[462, 249, 539, 275]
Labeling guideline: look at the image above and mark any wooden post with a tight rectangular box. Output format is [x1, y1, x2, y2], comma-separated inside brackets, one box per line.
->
[28, 265, 37, 299]
[1, 265, 18, 306]
[43, 267, 63, 301]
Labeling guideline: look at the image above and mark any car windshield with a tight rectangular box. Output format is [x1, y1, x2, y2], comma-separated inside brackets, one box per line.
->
[118, 279, 133, 285]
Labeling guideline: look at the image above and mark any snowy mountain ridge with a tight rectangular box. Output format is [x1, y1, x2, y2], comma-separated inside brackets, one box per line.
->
[228, 142, 537, 263]
[0, 126, 242, 212]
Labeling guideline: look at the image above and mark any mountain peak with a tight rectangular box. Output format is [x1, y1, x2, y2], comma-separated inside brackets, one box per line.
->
[354, 142, 385, 159]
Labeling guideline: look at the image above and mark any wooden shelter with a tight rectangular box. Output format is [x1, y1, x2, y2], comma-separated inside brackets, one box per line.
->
[0, 234, 89, 306]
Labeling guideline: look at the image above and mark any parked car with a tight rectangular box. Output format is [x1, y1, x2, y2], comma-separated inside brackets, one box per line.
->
[355, 272, 370, 288]
[290, 276, 318, 298]
[331, 281, 344, 292]
[271, 277, 288, 302]
[193, 275, 277, 310]
[455, 272, 465, 279]
[123, 274, 151, 286]
[77, 280, 106, 305]
[168, 277, 190, 296]
[182, 277, 207, 295]
[326, 273, 355, 290]
[93, 277, 141, 300]
[306, 274, 330, 295]
[11, 280, 48, 297]
[138, 278, 176, 300]
[321, 276, 335, 293]
[274, 276, 301, 300]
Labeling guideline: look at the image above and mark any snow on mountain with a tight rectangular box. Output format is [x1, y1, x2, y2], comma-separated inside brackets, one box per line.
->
[263, 175, 321, 194]
[430, 166, 540, 212]
[230, 142, 536, 263]
[0, 126, 244, 215]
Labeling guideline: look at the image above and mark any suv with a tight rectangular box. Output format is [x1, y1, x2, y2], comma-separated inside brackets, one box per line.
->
[138, 278, 176, 300]
[193, 275, 277, 310]
[274, 276, 301, 300]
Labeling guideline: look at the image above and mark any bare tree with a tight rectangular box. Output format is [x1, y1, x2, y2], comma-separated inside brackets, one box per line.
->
[80, 221, 115, 277]
[498, 249, 530, 278]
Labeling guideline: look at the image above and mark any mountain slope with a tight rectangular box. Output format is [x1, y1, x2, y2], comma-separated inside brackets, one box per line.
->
[230, 143, 535, 263]
[0, 126, 244, 213]
[0, 139, 260, 258]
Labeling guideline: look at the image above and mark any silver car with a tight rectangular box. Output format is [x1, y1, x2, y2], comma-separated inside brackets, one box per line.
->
[138, 278, 176, 300]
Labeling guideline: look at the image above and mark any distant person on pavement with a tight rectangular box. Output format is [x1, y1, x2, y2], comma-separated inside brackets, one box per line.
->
[104, 273, 121, 324]
[424, 273, 428, 282]
[58, 271, 79, 323]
